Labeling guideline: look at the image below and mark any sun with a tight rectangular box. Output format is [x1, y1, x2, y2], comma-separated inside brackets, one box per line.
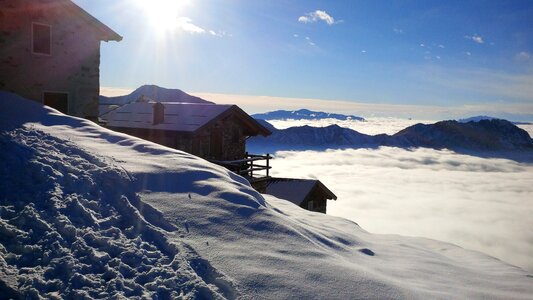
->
[134, 0, 191, 33]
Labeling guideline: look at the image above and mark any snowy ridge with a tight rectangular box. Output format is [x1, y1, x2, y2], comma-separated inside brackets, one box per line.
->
[1, 91, 533, 299]
[458, 115, 532, 125]
[252, 109, 365, 121]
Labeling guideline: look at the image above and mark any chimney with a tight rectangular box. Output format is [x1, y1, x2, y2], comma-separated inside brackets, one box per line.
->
[153, 102, 165, 125]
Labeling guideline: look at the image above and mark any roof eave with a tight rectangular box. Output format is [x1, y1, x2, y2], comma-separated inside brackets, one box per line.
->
[316, 181, 338, 200]
[67, 1, 123, 42]
[231, 105, 272, 137]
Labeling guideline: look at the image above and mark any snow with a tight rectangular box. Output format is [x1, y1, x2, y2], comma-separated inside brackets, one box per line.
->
[1, 91, 533, 299]
[102, 101, 233, 132]
[264, 178, 318, 205]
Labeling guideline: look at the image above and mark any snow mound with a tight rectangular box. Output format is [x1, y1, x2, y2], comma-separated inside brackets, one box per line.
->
[0, 128, 237, 299]
[1, 91, 533, 299]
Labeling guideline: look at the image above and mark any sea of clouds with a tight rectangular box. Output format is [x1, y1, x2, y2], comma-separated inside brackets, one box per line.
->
[268, 118, 533, 272]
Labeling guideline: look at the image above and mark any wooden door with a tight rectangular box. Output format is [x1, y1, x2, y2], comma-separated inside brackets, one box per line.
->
[210, 128, 223, 159]
[43, 92, 68, 114]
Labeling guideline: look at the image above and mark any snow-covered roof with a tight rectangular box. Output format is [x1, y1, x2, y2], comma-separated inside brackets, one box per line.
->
[104, 102, 234, 133]
[265, 178, 337, 205]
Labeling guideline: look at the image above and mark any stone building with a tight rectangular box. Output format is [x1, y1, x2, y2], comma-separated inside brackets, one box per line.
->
[102, 101, 272, 161]
[0, 0, 121, 120]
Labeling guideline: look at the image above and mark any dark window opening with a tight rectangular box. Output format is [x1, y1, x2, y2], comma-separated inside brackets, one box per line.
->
[43, 92, 68, 114]
[33, 23, 51, 55]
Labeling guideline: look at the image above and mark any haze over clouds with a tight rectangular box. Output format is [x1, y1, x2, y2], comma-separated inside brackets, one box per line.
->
[268, 118, 434, 135]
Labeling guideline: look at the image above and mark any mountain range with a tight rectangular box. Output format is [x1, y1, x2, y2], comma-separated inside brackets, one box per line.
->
[252, 109, 365, 121]
[248, 119, 533, 156]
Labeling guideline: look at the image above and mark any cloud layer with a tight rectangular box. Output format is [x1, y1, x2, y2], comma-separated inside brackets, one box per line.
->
[270, 146, 533, 272]
[268, 117, 435, 135]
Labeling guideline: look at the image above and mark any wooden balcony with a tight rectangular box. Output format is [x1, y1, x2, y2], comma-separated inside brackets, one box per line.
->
[210, 153, 272, 184]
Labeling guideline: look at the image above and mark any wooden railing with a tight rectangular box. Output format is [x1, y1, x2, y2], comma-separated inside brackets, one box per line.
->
[211, 153, 272, 180]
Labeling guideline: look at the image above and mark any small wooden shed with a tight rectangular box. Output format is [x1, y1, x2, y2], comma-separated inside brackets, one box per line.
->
[102, 101, 271, 161]
[264, 178, 337, 213]
[0, 0, 122, 120]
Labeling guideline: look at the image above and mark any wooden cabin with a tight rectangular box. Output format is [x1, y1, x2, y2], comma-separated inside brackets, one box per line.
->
[264, 178, 337, 213]
[0, 0, 122, 120]
[102, 101, 271, 162]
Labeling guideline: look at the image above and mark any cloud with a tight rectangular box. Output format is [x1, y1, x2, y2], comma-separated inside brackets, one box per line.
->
[393, 28, 404, 34]
[304, 36, 316, 46]
[516, 51, 531, 61]
[100, 86, 135, 97]
[176, 17, 206, 34]
[209, 30, 232, 37]
[465, 34, 484, 44]
[269, 145, 533, 272]
[298, 10, 338, 25]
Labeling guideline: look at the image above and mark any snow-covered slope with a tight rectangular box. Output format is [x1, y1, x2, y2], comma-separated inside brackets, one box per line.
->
[1, 92, 533, 299]
[252, 109, 365, 121]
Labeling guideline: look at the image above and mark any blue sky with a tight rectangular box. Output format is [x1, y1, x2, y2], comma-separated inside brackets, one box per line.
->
[74, 0, 533, 120]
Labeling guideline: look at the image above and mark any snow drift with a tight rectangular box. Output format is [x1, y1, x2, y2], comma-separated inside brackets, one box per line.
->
[1, 91, 532, 299]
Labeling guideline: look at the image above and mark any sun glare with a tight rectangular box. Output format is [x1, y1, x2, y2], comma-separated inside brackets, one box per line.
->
[134, 0, 191, 33]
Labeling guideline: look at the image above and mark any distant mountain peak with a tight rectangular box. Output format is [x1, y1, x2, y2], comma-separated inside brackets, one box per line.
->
[252, 109, 365, 121]
[100, 85, 214, 107]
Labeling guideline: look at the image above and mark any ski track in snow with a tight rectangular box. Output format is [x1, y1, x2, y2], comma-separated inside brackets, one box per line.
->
[0, 128, 237, 299]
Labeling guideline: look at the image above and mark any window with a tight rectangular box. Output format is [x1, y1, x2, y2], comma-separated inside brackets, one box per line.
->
[32, 23, 51, 55]
[307, 200, 314, 210]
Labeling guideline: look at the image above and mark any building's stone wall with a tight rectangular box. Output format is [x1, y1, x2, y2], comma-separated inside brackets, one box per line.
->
[0, 0, 102, 119]
[179, 116, 247, 161]
[221, 116, 246, 160]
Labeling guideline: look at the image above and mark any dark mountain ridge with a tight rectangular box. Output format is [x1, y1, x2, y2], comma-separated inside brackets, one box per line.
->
[248, 119, 533, 159]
